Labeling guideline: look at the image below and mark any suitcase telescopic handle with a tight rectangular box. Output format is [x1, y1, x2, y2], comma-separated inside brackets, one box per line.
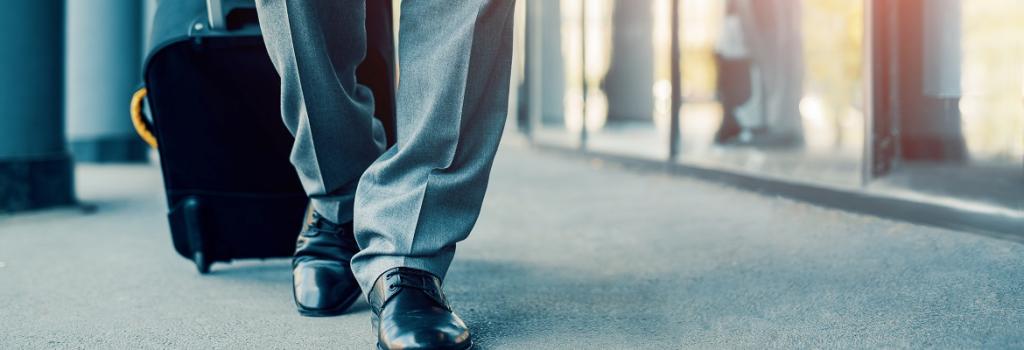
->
[206, 0, 256, 30]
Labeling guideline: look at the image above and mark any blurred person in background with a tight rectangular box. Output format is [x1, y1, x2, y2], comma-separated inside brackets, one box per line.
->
[715, 0, 804, 148]
[713, 0, 756, 144]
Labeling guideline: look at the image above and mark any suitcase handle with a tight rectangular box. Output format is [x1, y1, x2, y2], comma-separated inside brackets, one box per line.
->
[207, 0, 256, 30]
[130, 87, 158, 149]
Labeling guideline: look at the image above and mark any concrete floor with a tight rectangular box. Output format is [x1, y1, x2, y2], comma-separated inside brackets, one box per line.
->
[1, 138, 1023, 349]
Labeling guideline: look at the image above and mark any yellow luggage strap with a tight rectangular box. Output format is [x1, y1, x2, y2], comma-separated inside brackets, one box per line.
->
[130, 87, 158, 149]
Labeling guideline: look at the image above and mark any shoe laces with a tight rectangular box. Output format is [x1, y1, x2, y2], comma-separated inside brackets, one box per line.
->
[380, 268, 449, 310]
[306, 212, 347, 236]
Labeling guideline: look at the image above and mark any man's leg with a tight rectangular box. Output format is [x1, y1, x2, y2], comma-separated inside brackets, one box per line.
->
[353, 0, 517, 348]
[257, 0, 387, 224]
[352, 0, 517, 297]
[256, 0, 386, 316]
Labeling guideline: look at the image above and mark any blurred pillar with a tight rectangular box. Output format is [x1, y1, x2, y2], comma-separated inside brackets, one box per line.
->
[143, 0, 158, 58]
[521, 0, 566, 131]
[65, 0, 147, 163]
[888, 0, 966, 161]
[603, 0, 655, 124]
[538, 0, 566, 125]
[912, 0, 966, 160]
[0, 0, 76, 212]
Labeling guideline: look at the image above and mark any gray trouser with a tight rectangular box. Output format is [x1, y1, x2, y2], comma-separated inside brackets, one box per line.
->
[256, 0, 516, 294]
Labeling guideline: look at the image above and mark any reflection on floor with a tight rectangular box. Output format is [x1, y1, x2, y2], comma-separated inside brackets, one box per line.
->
[874, 162, 1024, 211]
[535, 121, 864, 188]
[532, 121, 1021, 214]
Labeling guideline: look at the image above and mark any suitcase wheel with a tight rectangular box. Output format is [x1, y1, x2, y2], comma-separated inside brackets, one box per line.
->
[194, 251, 211, 274]
[181, 196, 211, 275]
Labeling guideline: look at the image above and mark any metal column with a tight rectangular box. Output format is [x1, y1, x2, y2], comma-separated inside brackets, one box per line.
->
[579, 0, 589, 149]
[0, 0, 75, 212]
[65, 0, 146, 163]
[668, 0, 682, 160]
[521, 0, 543, 136]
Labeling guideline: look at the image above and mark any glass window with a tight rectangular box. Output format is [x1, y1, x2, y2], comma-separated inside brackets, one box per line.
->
[869, 0, 1024, 211]
[516, 0, 1021, 213]
[525, 0, 669, 159]
[674, 0, 866, 188]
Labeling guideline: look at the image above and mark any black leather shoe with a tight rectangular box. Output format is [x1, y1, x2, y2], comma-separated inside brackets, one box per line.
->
[292, 208, 361, 317]
[369, 267, 472, 350]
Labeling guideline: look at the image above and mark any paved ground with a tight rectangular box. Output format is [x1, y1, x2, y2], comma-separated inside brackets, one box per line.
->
[2, 138, 1023, 349]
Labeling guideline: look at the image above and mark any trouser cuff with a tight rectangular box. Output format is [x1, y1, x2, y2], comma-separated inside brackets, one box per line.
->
[352, 252, 455, 300]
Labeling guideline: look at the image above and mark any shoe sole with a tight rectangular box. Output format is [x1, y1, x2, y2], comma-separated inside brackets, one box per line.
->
[376, 340, 472, 350]
[372, 316, 473, 350]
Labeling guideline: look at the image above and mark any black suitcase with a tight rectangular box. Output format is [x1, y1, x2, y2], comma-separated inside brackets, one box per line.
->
[133, 0, 396, 274]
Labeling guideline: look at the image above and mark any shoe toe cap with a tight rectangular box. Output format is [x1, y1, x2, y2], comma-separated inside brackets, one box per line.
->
[382, 321, 471, 350]
[293, 261, 359, 310]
